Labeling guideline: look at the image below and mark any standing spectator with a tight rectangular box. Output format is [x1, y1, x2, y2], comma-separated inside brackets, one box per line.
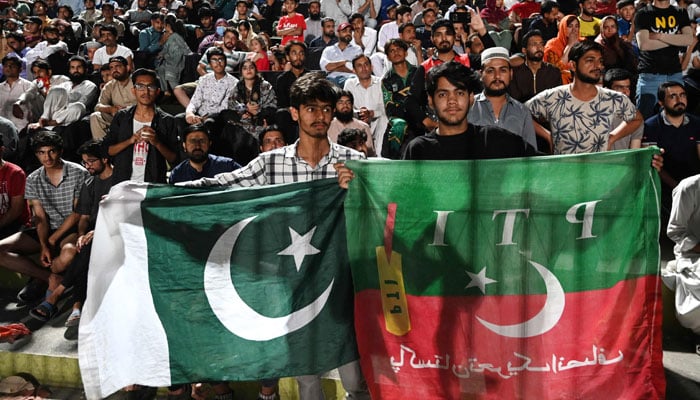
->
[155, 15, 189, 96]
[635, 0, 693, 118]
[510, 30, 562, 104]
[275, 40, 308, 109]
[276, 0, 305, 46]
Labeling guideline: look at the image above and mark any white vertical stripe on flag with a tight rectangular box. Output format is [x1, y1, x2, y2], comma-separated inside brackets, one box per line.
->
[79, 182, 171, 400]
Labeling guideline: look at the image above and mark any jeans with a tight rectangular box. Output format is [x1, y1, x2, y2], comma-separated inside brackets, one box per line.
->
[636, 72, 684, 119]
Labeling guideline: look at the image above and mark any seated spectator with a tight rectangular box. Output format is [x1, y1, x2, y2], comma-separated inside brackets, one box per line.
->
[0, 133, 30, 239]
[94, 1, 125, 38]
[528, 0, 559, 43]
[183, 47, 237, 129]
[1, 32, 29, 79]
[1, 55, 35, 134]
[23, 16, 44, 49]
[480, 0, 512, 50]
[78, 0, 101, 29]
[337, 127, 371, 157]
[309, 17, 338, 49]
[250, 37, 271, 71]
[344, 54, 387, 153]
[168, 124, 241, 184]
[197, 18, 230, 54]
[578, 0, 601, 39]
[320, 22, 362, 87]
[350, 13, 378, 56]
[92, 25, 134, 71]
[90, 56, 137, 139]
[136, 13, 164, 69]
[258, 125, 287, 153]
[595, 15, 636, 73]
[602, 68, 643, 150]
[124, 0, 152, 37]
[227, 59, 277, 138]
[616, 0, 635, 43]
[544, 14, 580, 84]
[664, 173, 700, 356]
[328, 90, 375, 156]
[237, 20, 259, 51]
[509, 0, 540, 25]
[0, 131, 88, 305]
[24, 24, 69, 80]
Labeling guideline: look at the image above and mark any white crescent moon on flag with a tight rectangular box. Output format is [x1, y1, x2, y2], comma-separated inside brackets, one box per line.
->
[476, 260, 565, 338]
[204, 216, 334, 341]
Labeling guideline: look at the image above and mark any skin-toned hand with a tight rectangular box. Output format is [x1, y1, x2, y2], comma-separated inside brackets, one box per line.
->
[334, 162, 355, 189]
[77, 231, 94, 252]
[469, 8, 487, 35]
[185, 113, 205, 124]
[40, 246, 52, 267]
[652, 149, 664, 172]
[139, 126, 159, 146]
[247, 102, 260, 115]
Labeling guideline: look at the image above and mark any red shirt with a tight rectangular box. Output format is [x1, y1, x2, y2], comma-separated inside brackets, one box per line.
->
[509, 1, 541, 20]
[278, 13, 305, 45]
[421, 53, 471, 75]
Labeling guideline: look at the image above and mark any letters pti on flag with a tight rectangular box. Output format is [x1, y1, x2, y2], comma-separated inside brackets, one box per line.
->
[78, 180, 358, 400]
[344, 148, 664, 400]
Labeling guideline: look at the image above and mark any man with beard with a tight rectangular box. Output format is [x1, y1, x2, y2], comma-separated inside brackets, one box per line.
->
[320, 22, 362, 86]
[196, 27, 250, 76]
[344, 54, 387, 153]
[276, 41, 308, 109]
[27, 56, 98, 134]
[509, 30, 562, 104]
[526, 41, 642, 155]
[309, 17, 338, 49]
[1, 32, 29, 79]
[1, 55, 35, 133]
[407, 19, 494, 134]
[92, 25, 134, 71]
[169, 124, 241, 183]
[468, 47, 538, 150]
[328, 89, 375, 156]
[305, 0, 322, 42]
[577, 0, 600, 39]
[94, 1, 125, 38]
[528, 1, 559, 43]
[137, 13, 164, 69]
[24, 25, 69, 80]
[90, 56, 137, 139]
[642, 82, 700, 210]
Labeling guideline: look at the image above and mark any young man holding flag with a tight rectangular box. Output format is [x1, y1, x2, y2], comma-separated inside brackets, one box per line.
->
[181, 72, 370, 400]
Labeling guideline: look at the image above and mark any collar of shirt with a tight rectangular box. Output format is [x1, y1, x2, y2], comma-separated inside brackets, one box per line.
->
[284, 138, 339, 166]
[661, 110, 690, 127]
[40, 159, 69, 185]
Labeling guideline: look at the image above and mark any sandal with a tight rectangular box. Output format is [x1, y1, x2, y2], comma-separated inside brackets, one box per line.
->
[65, 309, 81, 327]
[29, 301, 57, 322]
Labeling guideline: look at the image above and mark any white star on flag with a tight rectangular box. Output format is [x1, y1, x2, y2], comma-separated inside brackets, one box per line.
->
[277, 226, 321, 271]
[465, 267, 497, 294]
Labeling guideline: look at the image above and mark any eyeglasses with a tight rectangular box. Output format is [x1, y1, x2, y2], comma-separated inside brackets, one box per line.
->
[210, 58, 226, 64]
[82, 158, 100, 166]
[134, 83, 159, 91]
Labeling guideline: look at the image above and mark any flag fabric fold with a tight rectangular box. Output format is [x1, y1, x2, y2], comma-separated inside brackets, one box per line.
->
[79, 180, 358, 400]
[344, 149, 664, 400]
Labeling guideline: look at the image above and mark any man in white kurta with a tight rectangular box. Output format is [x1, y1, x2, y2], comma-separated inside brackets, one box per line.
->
[664, 174, 700, 340]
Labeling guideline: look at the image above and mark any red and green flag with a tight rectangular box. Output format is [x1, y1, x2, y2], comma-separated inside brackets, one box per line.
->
[344, 148, 664, 399]
[79, 180, 358, 400]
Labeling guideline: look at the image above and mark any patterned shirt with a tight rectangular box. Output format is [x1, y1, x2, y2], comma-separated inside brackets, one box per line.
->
[25, 160, 89, 230]
[526, 85, 637, 154]
[180, 140, 365, 187]
[186, 72, 238, 116]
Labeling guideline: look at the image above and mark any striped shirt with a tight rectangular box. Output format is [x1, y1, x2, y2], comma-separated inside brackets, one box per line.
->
[181, 140, 365, 187]
[25, 160, 89, 230]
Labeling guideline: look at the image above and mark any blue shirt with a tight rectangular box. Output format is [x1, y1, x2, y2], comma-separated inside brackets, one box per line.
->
[138, 27, 162, 54]
[169, 154, 241, 184]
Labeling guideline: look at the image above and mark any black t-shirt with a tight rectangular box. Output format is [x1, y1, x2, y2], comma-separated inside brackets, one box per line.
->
[76, 174, 114, 231]
[402, 125, 539, 160]
[635, 5, 690, 74]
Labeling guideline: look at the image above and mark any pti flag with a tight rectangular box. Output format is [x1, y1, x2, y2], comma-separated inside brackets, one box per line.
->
[79, 180, 358, 400]
[344, 148, 664, 400]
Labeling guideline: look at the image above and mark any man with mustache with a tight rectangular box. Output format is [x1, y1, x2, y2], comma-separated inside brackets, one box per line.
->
[526, 41, 643, 155]
[168, 124, 241, 184]
[509, 30, 562, 104]
[328, 89, 375, 156]
[468, 47, 538, 151]
[24, 25, 69, 80]
[642, 82, 700, 211]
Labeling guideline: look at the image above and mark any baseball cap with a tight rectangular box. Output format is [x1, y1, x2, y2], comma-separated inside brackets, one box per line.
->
[337, 22, 351, 32]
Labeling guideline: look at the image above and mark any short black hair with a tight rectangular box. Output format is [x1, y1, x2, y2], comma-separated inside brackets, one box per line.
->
[68, 55, 88, 69]
[131, 68, 160, 86]
[541, 0, 559, 14]
[31, 131, 63, 152]
[284, 40, 307, 55]
[337, 128, 366, 147]
[31, 59, 52, 72]
[568, 40, 603, 64]
[616, 0, 634, 8]
[151, 12, 164, 21]
[386, 38, 408, 52]
[258, 124, 284, 144]
[6, 32, 25, 44]
[336, 88, 354, 104]
[431, 19, 455, 36]
[77, 139, 107, 159]
[1, 54, 22, 68]
[522, 29, 543, 49]
[397, 4, 412, 16]
[426, 61, 481, 97]
[350, 12, 364, 22]
[182, 123, 211, 141]
[603, 68, 632, 88]
[99, 25, 118, 37]
[58, 5, 74, 17]
[206, 46, 225, 63]
[398, 22, 415, 34]
[351, 53, 370, 68]
[289, 72, 337, 109]
[657, 81, 685, 102]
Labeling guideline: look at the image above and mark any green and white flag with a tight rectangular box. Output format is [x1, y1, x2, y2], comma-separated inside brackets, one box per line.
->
[78, 180, 358, 400]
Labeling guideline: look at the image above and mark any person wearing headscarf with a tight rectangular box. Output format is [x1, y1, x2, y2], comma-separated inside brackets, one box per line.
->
[544, 14, 580, 84]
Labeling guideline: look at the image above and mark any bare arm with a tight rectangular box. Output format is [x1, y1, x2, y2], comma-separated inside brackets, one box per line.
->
[30, 199, 52, 267]
[532, 119, 553, 154]
[0, 195, 25, 229]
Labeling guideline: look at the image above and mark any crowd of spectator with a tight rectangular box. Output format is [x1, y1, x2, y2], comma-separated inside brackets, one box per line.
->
[1, 0, 700, 396]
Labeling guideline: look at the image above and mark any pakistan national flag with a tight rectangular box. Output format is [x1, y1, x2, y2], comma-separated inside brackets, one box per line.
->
[344, 149, 665, 400]
[79, 180, 358, 400]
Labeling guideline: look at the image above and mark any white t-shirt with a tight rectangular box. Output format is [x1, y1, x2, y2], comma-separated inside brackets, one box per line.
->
[93, 45, 134, 66]
[131, 119, 151, 182]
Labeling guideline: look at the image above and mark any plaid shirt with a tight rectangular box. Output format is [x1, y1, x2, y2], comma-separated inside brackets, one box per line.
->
[182, 140, 365, 187]
[25, 160, 89, 230]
